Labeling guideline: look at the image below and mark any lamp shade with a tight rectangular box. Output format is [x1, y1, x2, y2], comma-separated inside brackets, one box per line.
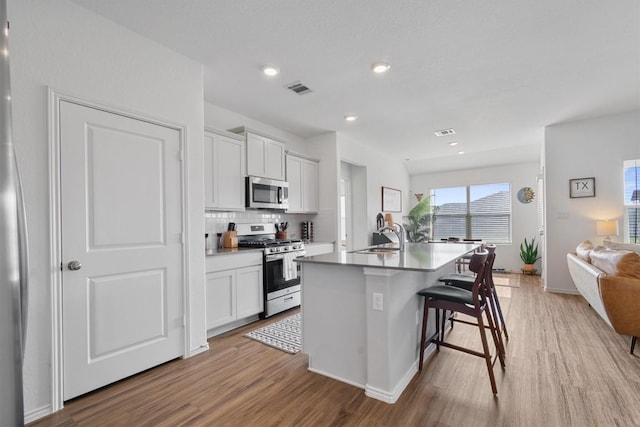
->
[596, 220, 619, 238]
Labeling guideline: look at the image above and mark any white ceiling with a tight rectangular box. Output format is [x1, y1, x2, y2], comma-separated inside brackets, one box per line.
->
[70, 0, 640, 175]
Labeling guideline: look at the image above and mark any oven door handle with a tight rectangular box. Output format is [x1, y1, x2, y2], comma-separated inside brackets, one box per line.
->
[265, 251, 306, 262]
[266, 254, 284, 262]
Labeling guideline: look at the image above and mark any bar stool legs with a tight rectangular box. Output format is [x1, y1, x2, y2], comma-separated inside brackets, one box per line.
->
[417, 251, 505, 394]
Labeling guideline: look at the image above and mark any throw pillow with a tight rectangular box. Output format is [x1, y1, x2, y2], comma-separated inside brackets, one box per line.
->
[590, 247, 640, 278]
[603, 239, 640, 255]
[576, 240, 594, 263]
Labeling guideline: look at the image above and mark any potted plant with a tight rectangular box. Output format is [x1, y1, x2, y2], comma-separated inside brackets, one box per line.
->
[520, 237, 541, 272]
[403, 195, 436, 243]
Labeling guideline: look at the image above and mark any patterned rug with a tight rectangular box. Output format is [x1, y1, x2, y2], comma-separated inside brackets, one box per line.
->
[244, 313, 301, 354]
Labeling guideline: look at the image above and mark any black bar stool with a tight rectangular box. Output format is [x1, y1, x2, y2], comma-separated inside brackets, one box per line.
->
[417, 250, 505, 394]
[438, 244, 509, 344]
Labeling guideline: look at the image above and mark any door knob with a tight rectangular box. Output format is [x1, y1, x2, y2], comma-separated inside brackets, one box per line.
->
[68, 260, 82, 271]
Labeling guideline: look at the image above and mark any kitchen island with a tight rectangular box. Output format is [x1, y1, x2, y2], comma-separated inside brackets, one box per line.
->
[296, 242, 479, 404]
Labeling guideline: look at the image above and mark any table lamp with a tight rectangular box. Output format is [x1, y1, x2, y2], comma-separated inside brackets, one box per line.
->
[596, 219, 619, 241]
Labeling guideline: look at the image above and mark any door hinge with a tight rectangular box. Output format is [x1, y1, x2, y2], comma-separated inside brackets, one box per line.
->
[178, 150, 184, 161]
[182, 315, 187, 327]
[180, 232, 185, 244]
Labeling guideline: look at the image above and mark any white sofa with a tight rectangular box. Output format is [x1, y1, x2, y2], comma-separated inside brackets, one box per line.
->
[567, 252, 611, 326]
[567, 239, 640, 327]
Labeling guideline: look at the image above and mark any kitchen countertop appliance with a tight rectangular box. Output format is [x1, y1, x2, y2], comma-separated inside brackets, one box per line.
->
[235, 223, 305, 318]
[1, 2, 30, 423]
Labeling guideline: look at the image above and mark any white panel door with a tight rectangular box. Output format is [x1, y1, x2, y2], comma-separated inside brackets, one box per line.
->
[60, 101, 184, 400]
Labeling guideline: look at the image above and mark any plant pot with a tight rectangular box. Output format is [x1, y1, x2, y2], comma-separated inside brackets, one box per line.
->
[523, 263, 536, 271]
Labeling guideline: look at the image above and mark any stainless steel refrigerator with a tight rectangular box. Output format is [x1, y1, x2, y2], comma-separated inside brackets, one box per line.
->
[0, 0, 29, 424]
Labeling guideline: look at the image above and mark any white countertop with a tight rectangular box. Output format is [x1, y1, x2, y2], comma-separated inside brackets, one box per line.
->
[296, 242, 479, 272]
[205, 240, 334, 257]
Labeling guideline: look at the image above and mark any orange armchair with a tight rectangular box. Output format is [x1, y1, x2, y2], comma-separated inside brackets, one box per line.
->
[599, 275, 640, 354]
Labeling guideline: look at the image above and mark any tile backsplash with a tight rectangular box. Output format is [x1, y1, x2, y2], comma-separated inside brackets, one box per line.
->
[205, 210, 315, 242]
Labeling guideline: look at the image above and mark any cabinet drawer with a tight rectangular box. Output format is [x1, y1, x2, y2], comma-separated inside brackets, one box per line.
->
[206, 251, 262, 272]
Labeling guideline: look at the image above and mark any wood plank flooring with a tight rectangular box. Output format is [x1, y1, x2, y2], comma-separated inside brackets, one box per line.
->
[29, 274, 640, 426]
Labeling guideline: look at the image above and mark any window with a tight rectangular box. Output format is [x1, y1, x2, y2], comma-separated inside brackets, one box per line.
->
[431, 182, 511, 243]
[624, 159, 639, 243]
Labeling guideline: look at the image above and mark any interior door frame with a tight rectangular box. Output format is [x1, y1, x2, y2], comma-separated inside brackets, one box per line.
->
[47, 89, 191, 411]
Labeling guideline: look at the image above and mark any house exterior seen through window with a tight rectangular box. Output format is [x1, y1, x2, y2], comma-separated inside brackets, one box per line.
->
[431, 182, 511, 243]
[624, 159, 639, 243]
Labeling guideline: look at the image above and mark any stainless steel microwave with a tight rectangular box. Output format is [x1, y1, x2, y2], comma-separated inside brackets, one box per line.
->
[246, 176, 289, 210]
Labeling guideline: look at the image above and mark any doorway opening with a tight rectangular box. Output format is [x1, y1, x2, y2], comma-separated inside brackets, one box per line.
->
[340, 161, 367, 251]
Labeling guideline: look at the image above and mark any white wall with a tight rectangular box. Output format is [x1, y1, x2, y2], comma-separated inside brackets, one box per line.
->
[544, 110, 640, 293]
[338, 134, 410, 246]
[410, 162, 541, 272]
[306, 132, 340, 243]
[204, 102, 307, 154]
[8, 0, 206, 419]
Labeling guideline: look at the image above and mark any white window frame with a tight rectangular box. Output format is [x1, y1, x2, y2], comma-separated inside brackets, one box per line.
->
[431, 182, 512, 244]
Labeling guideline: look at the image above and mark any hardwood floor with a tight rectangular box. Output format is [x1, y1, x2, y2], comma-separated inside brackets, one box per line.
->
[29, 274, 640, 426]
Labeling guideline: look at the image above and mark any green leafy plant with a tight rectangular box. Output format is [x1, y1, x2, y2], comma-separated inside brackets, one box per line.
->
[403, 196, 437, 243]
[520, 237, 541, 265]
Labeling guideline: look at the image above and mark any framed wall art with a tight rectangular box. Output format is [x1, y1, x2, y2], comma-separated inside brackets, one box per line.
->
[569, 177, 596, 198]
[382, 186, 402, 212]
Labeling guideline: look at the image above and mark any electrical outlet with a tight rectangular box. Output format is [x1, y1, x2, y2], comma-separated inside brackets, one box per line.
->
[373, 293, 384, 311]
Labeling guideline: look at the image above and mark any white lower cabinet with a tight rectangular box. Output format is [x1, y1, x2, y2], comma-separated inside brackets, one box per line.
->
[206, 253, 263, 331]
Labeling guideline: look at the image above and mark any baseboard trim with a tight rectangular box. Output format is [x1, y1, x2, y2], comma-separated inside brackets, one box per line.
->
[188, 343, 209, 357]
[545, 286, 580, 295]
[24, 404, 52, 424]
[307, 367, 365, 390]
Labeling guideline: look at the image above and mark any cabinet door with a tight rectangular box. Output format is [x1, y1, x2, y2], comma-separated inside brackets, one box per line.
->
[246, 133, 266, 177]
[215, 136, 245, 210]
[265, 139, 285, 181]
[236, 265, 263, 318]
[286, 155, 303, 212]
[205, 270, 236, 329]
[302, 160, 318, 213]
[203, 132, 216, 208]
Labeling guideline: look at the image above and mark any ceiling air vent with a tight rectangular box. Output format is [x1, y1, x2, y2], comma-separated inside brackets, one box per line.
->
[434, 128, 456, 136]
[285, 81, 313, 95]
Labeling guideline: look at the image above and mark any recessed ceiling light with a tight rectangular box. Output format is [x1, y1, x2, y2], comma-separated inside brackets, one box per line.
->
[457, 151, 465, 155]
[262, 66, 280, 77]
[371, 62, 391, 74]
[434, 128, 456, 136]
[448, 141, 458, 146]
[344, 114, 358, 122]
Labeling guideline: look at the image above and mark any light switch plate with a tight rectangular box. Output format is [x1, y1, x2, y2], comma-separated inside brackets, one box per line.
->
[373, 293, 384, 311]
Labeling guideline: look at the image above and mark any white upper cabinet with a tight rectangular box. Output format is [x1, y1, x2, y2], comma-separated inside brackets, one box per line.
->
[286, 153, 319, 213]
[230, 127, 286, 181]
[204, 129, 246, 211]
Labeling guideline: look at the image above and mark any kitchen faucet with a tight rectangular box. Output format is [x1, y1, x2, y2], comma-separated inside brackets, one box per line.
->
[378, 222, 406, 252]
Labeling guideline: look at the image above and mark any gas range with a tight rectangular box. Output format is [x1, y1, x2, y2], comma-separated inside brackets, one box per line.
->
[234, 223, 306, 318]
[235, 223, 305, 255]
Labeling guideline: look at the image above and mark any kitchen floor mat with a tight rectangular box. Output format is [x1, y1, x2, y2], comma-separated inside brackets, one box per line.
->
[244, 313, 301, 354]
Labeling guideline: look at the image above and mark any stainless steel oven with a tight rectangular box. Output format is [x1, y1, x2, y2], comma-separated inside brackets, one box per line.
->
[246, 176, 289, 210]
[263, 247, 305, 318]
